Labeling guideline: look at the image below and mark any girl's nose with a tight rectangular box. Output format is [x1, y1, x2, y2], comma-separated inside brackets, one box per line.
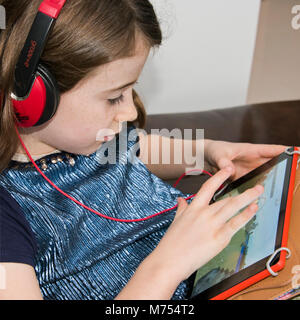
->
[115, 95, 138, 123]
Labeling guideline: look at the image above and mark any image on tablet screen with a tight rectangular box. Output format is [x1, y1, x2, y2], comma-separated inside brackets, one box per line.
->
[190, 158, 288, 298]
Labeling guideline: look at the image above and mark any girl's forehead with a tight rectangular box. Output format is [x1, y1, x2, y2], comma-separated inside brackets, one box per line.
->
[79, 40, 150, 93]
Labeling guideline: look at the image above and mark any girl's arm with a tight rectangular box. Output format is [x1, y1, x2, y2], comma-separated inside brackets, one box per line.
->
[114, 254, 181, 300]
[138, 132, 213, 180]
[0, 263, 43, 300]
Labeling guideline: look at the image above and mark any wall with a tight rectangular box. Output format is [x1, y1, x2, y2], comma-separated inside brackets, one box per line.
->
[135, 0, 261, 115]
[247, 0, 300, 105]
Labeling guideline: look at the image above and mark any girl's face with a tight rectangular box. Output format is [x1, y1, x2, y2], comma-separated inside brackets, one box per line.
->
[18, 36, 150, 156]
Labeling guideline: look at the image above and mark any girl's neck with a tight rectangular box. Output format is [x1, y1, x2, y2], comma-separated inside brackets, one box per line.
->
[13, 144, 62, 163]
[13, 132, 62, 163]
[12, 149, 62, 163]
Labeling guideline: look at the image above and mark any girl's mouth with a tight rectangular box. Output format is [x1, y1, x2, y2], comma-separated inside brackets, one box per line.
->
[104, 135, 115, 142]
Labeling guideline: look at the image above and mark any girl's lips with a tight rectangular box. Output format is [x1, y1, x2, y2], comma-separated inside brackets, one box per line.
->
[104, 135, 115, 142]
[96, 128, 119, 142]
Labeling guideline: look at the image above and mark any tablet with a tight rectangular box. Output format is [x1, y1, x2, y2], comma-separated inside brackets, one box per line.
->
[187, 146, 299, 300]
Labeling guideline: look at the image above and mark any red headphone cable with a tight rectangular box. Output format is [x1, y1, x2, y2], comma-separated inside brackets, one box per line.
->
[14, 124, 225, 223]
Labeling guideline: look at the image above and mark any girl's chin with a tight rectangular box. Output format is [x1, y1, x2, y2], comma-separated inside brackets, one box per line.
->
[83, 135, 117, 156]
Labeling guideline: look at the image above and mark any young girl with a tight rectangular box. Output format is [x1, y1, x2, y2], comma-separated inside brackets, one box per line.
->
[0, 0, 287, 300]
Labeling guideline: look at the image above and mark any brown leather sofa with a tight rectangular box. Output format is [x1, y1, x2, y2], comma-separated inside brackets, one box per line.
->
[144, 99, 300, 194]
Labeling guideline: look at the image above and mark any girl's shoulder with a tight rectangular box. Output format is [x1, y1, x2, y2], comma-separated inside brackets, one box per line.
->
[0, 185, 38, 267]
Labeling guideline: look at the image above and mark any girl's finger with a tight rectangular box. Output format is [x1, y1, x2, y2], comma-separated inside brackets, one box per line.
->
[255, 144, 288, 158]
[190, 167, 233, 209]
[174, 197, 188, 221]
[207, 197, 232, 214]
[216, 184, 264, 224]
[222, 202, 259, 239]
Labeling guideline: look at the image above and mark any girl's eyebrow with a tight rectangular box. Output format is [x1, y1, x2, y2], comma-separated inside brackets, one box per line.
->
[104, 80, 138, 93]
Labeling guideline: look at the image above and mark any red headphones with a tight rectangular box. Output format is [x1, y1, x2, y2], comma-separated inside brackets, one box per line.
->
[10, 0, 67, 128]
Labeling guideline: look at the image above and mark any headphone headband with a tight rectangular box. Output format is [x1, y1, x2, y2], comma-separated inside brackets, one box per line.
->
[39, 0, 67, 19]
[12, 0, 66, 100]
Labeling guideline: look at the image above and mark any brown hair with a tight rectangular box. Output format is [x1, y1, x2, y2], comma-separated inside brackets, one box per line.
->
[0, 0, 162, 173]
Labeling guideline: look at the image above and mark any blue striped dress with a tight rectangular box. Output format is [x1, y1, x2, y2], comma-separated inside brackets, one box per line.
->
[0, 123, 194, 300]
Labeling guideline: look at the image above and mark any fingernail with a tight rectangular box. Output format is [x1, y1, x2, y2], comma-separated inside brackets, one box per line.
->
[255, 185, 264, 193]
[250, 203, 258, 211]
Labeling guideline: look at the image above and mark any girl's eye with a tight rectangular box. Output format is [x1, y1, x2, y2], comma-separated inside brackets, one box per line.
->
[108, 94, 124, 106]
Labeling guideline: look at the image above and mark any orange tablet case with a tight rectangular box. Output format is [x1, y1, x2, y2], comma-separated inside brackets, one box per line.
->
[211, 147, 299, 300]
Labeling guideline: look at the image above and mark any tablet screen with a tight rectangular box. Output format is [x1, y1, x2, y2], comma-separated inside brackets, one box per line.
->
[189, 157, 288, 298]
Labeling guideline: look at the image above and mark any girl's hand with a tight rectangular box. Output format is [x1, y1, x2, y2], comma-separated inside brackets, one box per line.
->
[204, 140, 288, 182]
[150, 166, 264, 282]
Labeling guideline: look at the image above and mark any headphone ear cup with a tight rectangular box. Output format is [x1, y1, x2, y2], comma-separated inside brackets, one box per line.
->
[12, 63, 60, 128]
[34, 63, 60, 126]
